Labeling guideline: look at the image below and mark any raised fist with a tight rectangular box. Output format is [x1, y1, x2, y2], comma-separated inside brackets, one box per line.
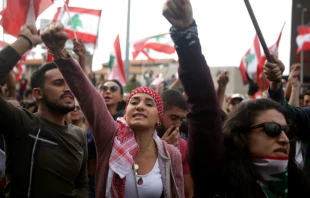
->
[162, 0, 193, 29]
[40, 22, 68, 52]
[217, 71, 229, 87]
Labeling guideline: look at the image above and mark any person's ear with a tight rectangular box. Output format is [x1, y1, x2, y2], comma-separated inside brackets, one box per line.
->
[33, 88, 43, 100]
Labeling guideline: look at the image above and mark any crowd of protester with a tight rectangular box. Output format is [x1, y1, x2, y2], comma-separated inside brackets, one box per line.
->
[0, 0, 310, 197]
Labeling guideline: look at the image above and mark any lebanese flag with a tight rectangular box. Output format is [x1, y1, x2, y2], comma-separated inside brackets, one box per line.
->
[0, 0, 53, 37]
[239, 35, 262, 84]
[0, 40, 7, 49]
[108, 35, 127, 85]
[257, 24, 285, 91]
[46, 52, 53, 62]
[132, 33, 175, 60]
[296, 27, 310, 54]
[45, 0, 70, 62]
[53, 6, 101, 44]
[150, 73, 164, 88]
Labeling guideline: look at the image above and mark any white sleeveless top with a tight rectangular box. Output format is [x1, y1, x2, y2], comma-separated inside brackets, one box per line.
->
[124, 158, 163, 198]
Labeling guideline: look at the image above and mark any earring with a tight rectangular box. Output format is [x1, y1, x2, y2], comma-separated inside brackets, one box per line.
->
[157, 122, 161, 127]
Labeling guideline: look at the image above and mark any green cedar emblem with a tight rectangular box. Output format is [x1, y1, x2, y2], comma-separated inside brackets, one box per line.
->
[108, 55, 115, 70]
[244, 53, 255, 65]
[69, 14, 83, 30]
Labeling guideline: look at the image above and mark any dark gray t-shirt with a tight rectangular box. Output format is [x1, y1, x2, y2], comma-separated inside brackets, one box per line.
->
[0, 46, 88, 198]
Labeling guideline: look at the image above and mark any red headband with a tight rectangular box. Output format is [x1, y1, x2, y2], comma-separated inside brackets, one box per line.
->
[126, 86, 163, 120]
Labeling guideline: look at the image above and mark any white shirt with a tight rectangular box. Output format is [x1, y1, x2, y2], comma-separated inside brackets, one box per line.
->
[295, 140, 304, 168]
[124, 159, 163, 198]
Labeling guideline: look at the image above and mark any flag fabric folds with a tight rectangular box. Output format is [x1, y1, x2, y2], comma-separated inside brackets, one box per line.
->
[257, 23, 285, 90]
[132, 33, 175, 60]
[239, 35, 262, 85]
[150, 73, 164, 88]
[0, 0, 53, 37]
[53, 6, 101, 44]
[296, 26, 310, 54]
[108, 35, 127, 85]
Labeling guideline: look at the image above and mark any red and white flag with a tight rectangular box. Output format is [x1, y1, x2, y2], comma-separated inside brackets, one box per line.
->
[150, 73, 164, 88]
[296, 26, 310, 54]
[46, 0, 71, 63]
[0, 0, 53, 37]
[0, 41, 7, 49]
[132, 33, 175, 60]
[239, 35, 262, 84]
[46, 52, 53, 63]
[53, 6, 101, 44]
[107, 35, 127, 85]
[257, 23, 285, 90]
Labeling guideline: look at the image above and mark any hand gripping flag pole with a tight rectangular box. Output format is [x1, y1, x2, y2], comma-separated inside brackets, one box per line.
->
[63, 0, 77, 39]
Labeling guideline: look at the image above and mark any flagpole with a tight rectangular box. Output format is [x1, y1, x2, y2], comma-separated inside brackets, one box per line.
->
[63, 0, 77, 39]
[124, 0, 131, 81]
[244, 0, 272, 63]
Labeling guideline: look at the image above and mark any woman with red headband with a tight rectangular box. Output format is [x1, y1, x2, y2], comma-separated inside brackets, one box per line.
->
[39, 24, 184, 198]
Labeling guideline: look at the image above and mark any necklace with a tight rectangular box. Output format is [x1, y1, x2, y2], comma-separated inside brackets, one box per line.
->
[138, 139, 153, 153]
[133, 164, 139, 175]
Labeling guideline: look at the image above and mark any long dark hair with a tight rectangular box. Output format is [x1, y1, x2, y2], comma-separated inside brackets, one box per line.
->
[221, 99, 310, 197]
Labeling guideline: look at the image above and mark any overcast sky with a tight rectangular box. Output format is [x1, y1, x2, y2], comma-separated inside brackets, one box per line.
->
[0, 0, 295, 75]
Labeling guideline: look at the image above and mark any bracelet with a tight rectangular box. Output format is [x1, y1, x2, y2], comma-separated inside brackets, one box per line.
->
[18, 34, 33, 48]
[47, 47, 69, 59]
[170, 20, 198, 48]
[47, 47, 66, 56]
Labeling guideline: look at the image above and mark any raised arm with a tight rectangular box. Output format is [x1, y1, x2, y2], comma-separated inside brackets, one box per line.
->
[288, 64, 301, 107]
[163, 1, 226, 196]
[0, 24, 41, 81]
[73, 39, 87, 73]
[266, 55, 310, 141]
[5, 71, 17, 98]
[0, 25, 42, 137]
[40, 22, 118, 155]
[216, 71, 229, 109]
[169, 78, 182, 90]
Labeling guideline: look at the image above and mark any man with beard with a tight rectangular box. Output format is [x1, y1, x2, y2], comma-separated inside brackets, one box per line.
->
[157, 89, 193, 198]
[0, 25, 88, 197]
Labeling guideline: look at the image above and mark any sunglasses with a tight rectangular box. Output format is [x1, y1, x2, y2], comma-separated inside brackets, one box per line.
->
[100, 85, 119, 93]
[75, 106, 81, 110]
[249, 122, 294, 140]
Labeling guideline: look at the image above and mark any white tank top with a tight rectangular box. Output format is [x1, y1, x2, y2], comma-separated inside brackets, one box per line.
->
[124, 158, 163, 198]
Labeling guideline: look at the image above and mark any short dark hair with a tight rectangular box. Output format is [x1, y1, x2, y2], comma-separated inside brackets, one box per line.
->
[103, 79, 124, 95]
[303, 91, 310, 98]
[23, 89, 33, 98]
[161, 89, 188, 111]
[31, 62, 57, 89]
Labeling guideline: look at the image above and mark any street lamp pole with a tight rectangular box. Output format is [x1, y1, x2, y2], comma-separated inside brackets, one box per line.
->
[124, 0, 131, 82]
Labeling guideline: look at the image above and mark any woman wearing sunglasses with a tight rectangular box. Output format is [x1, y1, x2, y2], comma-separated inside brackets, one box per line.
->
[220, 99, 310, 197]
[99, 80, 125, 120]
[162, 0, 310, 197]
